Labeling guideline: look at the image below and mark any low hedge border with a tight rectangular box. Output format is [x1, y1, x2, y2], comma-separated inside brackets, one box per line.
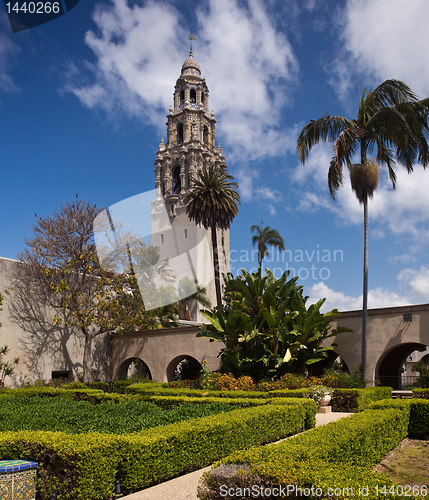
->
[331, 387, 392, 412]
[148, 396, 316, 429]
[0, 402, 308, 499]
[198, 408, 410, 500]
[368, 398, 429, 439]
[412, 388, 429, 399]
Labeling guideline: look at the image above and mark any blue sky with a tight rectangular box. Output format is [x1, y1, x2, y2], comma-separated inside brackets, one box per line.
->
[1, 0, 429, 312]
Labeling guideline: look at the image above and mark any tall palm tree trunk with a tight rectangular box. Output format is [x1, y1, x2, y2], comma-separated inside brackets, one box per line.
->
[362, 193, 368, 380]
[211, 226, 222, 308]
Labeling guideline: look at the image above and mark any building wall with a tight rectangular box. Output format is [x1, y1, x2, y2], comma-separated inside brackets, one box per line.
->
[330, 303, 429, 382]
[0, 257, 111, 386]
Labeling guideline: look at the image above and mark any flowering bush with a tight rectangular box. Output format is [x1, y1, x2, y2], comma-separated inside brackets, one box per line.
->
[308, 385, 333, 405]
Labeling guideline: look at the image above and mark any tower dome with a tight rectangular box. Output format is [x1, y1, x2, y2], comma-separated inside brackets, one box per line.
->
[181, 48, 201, 78]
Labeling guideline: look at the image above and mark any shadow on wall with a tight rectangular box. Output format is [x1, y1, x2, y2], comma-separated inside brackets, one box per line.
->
[7, 271, 111, 383]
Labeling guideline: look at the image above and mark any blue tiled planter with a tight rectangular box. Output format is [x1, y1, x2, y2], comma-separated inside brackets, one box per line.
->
[0, 460, 38, 500]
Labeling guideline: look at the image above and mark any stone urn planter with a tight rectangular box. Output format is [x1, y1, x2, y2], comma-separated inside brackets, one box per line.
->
[319, 394, 331, 407]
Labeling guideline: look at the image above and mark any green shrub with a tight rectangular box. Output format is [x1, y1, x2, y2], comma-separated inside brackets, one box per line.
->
[117, 403, 306, 494]
[0, 403, 307, 499]
[331, 387, 391, 412]
[0, 398, 239, 434]
[412, 388, 429, 399]
[0, 430, 120, 500]
[198, 408, 409, 500]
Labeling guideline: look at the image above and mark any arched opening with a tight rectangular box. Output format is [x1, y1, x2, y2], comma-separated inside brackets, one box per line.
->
[203, 125, 209, 145]
[201, 92, 205, 108]
[173, 166, 181, 194]
[180, 90, 185, 104]
[190, 89, 196, 103]
[308, 352, 350, 377]
[177, 123, 184, 144]
[166, 355, 202, 382]
[116, 357, 152, 381]
[376, 342, 427, 389]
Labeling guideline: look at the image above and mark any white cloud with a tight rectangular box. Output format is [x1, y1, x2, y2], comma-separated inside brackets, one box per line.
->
[398, 265, 429, 303]
[291, 140, 429, 243]
[330, 0, 429, 100]
[308, 281, 412, 313]
[0, 14, 20, 93]
[65, 0, 187, 132]
[66, 0, 299, 160]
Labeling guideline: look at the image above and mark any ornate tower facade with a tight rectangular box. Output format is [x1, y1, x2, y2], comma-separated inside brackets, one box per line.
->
[151, 49, 230, 319]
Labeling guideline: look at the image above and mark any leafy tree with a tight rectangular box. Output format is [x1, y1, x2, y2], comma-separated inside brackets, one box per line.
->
[15, 200, 178, 382]
[297, 79, 429, 377]
[250, 222, 285, 268]
[198, 269, 351, 381]
[183, 165, 240, 308]
[0, 293, 19, 386]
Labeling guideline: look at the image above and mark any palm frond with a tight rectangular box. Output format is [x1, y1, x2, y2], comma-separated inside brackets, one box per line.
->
[297, 115, 354, 163]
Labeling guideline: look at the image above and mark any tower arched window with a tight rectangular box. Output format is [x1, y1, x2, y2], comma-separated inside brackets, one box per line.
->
[201, 92, 205, 108]
[190, 89, 196, 103]
[180, 90, 185, 104]
[203, 125, 209, 145]
[177, 123, 184, 144]
[173, 166, 181, 194]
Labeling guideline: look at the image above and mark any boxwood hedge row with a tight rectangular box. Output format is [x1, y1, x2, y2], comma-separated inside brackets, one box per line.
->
[198, 408, 411, 500]
[0, 400, 312, 499]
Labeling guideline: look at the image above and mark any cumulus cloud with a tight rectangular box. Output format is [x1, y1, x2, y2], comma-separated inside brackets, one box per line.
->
[65, 0, 299, 160]
[330, 0, 429, 100]
[397, 265, 429, 304]
[307, 281, 412, 313]
[291, 139, 429, 243]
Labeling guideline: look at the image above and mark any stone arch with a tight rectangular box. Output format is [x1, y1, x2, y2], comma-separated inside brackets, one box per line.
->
[308, 351, 350, 377]
[376, 342, 427, 389]
[177, 122, 184, 144]
[173, 165, 181, 194]
[116, 357, 152, 381]
[166, 354, 202, 382]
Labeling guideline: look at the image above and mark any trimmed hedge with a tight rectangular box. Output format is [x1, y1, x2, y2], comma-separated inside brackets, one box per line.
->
[0, 431, 120, 500]
[412, 388, 429, 399]
[118, 403, 307, 494]
[198, 408, 410, 500]
[148, 396, 316, 429]
[369, 398, 429, 439]
[125, 383, 310, 399]
[0, 402, 309, 499]
[331, 387, 392, 412]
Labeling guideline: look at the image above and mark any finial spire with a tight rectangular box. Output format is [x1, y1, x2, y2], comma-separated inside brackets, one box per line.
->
[188, 31, 197, 55]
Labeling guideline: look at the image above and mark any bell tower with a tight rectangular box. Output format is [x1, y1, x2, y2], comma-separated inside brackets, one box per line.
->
[151, 48, 230, 318]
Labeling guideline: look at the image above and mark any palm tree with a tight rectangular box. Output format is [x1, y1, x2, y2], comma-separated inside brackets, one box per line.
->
[250, 222, 285, 268]
[297, 79, 429, 378]
[183, 165, 240, 308]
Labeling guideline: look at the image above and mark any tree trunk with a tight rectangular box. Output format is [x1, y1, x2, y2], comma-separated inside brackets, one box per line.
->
[362, 194, 368, 380]
[211, 226, 222, 308]
[82, 333, 93, 383]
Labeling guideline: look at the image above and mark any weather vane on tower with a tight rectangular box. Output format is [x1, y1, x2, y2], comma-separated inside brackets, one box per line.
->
[188, 31, 197, 53]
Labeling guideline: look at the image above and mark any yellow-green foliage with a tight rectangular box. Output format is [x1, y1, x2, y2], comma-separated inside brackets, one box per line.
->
[369, 398, 429, 439]
[198, 408, 410, 500]
[0, 431, 120, 500]
[331, 386, 392, 412]
[0, 402, 310, 499]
